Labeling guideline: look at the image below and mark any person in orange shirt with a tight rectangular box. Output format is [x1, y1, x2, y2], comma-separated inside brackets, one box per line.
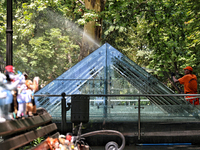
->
[172, 66, 199, 105]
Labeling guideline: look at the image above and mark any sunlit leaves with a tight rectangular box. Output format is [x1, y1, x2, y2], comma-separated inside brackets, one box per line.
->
[6, 0, 81, 82]
[1, 0, 200, 91]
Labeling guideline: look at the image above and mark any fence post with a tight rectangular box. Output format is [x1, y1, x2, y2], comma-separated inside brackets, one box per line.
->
[61, 92, 71, 134]
[138, 96, 141, 141]
[6, 0, 13, 65]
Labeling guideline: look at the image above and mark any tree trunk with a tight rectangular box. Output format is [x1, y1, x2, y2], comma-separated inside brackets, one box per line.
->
[79, 0, 106, 61]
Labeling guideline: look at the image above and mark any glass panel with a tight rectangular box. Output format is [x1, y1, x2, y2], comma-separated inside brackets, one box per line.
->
[42, 96, 140, 123]
[37, 95, 200, 122]
[34, 43, 200, 137]
[57, 44, 106, 80]
[140, 96, 200, 122]
[35, 79, 105, 108]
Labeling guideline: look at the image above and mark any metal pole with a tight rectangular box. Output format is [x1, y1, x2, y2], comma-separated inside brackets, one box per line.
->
[6, 0, 13, 65]
[34, 94, 200, 97]
[61, 92, 67, 134]
[103, 44, 108, 118]
[138, 96, 141, 141]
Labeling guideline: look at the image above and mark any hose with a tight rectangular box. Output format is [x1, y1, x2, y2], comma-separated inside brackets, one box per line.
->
[80, 130, 125, 150]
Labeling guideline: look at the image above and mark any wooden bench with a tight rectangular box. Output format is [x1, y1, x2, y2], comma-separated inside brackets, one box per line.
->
[0, 108, 59, 150]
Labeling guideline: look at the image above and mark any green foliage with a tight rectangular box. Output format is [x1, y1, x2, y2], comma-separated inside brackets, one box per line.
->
[1, 0, 200, 92]
[98, 0, 200, 92]
[16, 127, 45, 149]
[18, 145, 32, 150]
[3, 0, 82, 82]
[17, 136, 45, 150]
[31, 136, 45, 147]
[0, 0, 6, 56]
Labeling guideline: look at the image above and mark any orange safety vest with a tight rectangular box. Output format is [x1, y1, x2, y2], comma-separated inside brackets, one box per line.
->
[178, 74, 199, 105]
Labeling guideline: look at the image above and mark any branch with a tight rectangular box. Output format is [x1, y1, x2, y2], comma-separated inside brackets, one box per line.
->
[168, 78, 182, 93]
[163, 71, 182, 94]
[76, 0, 85, 5]
[132, 1, 148, 16]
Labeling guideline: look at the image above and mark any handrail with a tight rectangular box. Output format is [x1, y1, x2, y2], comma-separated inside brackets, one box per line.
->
[34, 94, 200, 97]
[34, 93, 200, 142]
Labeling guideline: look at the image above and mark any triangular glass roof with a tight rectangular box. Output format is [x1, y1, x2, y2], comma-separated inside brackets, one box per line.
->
[35, 43, 199, 121]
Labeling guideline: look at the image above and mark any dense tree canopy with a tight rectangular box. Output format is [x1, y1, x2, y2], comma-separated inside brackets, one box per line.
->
[0, 0, 200, 92]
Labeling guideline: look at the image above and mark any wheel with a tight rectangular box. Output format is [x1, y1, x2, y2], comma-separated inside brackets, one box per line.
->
[105, 141, 118, 150]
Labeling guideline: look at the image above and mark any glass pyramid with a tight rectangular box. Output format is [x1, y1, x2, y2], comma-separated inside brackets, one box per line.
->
[35, 43, 200, 122]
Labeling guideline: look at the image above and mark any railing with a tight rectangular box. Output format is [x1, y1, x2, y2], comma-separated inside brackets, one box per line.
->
[34, 94, 200, 141]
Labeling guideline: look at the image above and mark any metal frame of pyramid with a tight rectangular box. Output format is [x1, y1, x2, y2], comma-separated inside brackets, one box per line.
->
[35, 43, 199, 121]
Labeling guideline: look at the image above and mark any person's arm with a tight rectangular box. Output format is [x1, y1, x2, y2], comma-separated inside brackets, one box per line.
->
[172, 76, 179, 83]
[32, 77, 40, 92]
[171, 72, 179, 83]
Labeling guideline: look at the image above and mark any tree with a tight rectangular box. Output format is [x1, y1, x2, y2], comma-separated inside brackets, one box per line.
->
[0, 0, 7, 67]
[77, 0, 106, 61]
[12, 0, 80, 82]
[141, 0, 200, 92]
[1, 0, 200, 92]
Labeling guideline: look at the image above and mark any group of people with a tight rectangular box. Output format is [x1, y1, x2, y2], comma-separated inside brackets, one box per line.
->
[0, 65, 39, 122]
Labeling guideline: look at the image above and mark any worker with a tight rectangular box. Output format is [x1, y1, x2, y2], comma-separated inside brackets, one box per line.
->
[172, 66, 199, 105]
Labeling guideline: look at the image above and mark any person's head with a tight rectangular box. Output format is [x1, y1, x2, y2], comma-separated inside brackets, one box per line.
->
[23, 72, 28, 80]
[183, 66, 193, 74]
[5, 65, 15, 82]
[5, 65, 15, 73]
